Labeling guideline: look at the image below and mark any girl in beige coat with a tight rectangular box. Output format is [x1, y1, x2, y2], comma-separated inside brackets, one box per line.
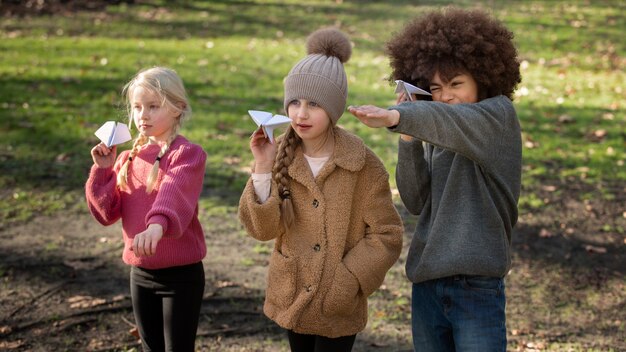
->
[238, 28, 403, 351]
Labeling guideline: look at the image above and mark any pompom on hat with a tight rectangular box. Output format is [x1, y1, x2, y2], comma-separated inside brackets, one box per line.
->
[284, 28, 352, 125]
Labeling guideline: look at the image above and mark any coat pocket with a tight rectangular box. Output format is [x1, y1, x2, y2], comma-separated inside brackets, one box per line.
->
[265, 249, 297, 309]
[322, 262, 361, 316]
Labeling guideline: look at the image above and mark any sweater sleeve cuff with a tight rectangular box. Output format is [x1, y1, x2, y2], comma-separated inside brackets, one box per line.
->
[386, 107, 403, 132]
[147, 215, 169, 235]
[251, 173, 272, 204]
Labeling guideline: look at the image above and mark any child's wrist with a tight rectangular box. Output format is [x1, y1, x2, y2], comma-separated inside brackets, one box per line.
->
[148, 223, 163, 232]
[388, 109, 400, 128]
[254, 162, 273, 173]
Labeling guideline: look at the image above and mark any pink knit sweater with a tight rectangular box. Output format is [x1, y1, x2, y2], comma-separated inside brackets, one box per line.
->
[85, 135, 207, 269]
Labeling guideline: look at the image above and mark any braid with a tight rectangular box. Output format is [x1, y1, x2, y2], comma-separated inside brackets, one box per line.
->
[273, 126, 299, 229]
[117, 134, 149, 189]
[146, 128, 178, 194]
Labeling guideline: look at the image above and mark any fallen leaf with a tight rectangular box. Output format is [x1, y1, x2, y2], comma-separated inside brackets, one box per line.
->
[87, 338, 105, 350]
[602, 113, 615, 120]
[558, 114, 574, 123]
[216, 280, 238, 288]
[111, 294, 126, 302]
[67, 295, 107, 309]
[0, 340, 23, 349]
[524, 140, 538, 149]
[584, 245, 607, 254]
[594, 129, 607, 138]
[539, 228, 554, 238]
[64, 258, 104, 271]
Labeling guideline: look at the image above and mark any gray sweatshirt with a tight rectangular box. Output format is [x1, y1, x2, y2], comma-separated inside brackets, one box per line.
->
[389, 95, 521, 284]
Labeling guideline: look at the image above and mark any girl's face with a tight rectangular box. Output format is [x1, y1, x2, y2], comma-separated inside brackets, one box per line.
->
[131, 86, 180, 142]
[287, 99, 332, 145]
[429, 71, 479, 104]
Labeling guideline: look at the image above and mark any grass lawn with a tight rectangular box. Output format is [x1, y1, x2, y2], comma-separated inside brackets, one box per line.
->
[1, 0, 624, 222]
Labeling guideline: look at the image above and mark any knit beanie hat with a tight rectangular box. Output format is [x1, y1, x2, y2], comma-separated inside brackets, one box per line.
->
[284, 28, 352, 125]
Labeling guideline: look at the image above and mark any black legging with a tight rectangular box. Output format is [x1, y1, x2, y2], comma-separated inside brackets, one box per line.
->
[287, 330, 357, 352]
[130, 262, 205, 352]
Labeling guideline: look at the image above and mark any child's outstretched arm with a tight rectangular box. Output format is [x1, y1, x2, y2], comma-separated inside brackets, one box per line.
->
[348, 105, 400, 128]
[352, 97, 521, 177]
[388, 96, 521, 176]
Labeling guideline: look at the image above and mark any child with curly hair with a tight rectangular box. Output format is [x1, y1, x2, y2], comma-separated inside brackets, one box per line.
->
[238, 28, 403, 351]
[349, 7, 522, 351]
[86, 67, 206, 351]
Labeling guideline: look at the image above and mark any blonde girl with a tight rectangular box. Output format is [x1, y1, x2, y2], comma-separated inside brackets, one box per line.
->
[238, 29, 403, 352]
[86, 67, 207, 352]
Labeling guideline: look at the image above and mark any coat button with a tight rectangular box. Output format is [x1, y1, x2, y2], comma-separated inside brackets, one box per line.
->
[312, 199, 319, 208]
[305, 285, 312, 292]
[313, 244, 321, 252]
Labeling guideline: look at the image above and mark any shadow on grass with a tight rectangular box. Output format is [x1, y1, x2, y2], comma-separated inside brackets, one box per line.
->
[513, 223, 625, 277]
[0, 1, 507, 53]
[5, 0, 624, 60]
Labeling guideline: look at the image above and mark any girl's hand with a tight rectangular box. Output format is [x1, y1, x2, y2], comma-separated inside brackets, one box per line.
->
[91, 143, 117, 168]
[250, 128, 276, 173]
[132, 224, 163, 257]
[348, 105, 400, 128]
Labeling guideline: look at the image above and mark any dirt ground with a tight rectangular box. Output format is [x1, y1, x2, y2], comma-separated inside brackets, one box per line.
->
[0, 192, 415, 352]
[0, 182, 624, 352]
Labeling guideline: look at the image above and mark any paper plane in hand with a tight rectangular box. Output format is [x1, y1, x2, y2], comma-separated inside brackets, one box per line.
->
[394, 80, 432, 101]
[94, 121, 132, 148]
[248, 110, 291, 144]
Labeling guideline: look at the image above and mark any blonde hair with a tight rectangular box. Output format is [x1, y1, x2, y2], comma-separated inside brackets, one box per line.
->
[116, 67, 191, 193]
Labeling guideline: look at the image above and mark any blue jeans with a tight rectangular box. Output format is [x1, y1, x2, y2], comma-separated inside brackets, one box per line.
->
[411, 276, 506, 352]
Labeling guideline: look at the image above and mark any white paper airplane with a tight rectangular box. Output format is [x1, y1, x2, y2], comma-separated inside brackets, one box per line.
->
[248, 110, 292, 144]
[94, 121, 132, 148]
[394, 80, 432, 101]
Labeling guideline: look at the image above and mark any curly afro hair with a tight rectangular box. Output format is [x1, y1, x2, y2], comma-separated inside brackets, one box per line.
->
[386, 7, 521, 101]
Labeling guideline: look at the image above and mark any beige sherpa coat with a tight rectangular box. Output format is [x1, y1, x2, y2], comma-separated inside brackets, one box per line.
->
[238, 127, 403, 338]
